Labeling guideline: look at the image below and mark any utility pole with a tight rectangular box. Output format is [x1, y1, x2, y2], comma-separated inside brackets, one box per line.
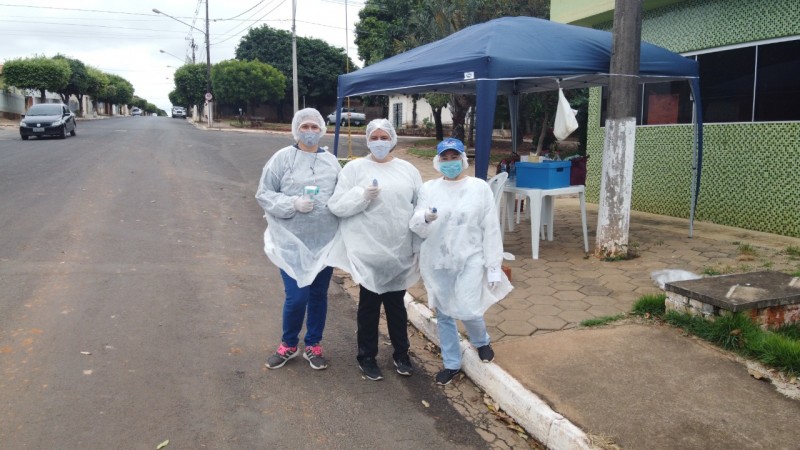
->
[191, 38, 197, 64]
[291, 0, 299, 113]
[205, 0, 212, 127]
[595, 0, 643, 259]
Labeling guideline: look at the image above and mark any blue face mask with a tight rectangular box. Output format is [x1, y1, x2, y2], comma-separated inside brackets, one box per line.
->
[439, 159, 463, 179]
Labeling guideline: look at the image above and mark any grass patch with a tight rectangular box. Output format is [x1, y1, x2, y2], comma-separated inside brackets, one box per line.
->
[664, 311, 800, 376]
[774, 323, 800, 340]
[407, 139, 513, 163]
[785, 245, 800, 259]
[629, 293, 800, 376]
[632, 294, 666, 318]
[581, 314, 625, 327]
[737, 243, 757, 256]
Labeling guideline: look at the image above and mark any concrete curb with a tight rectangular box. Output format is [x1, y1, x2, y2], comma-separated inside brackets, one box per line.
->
[404, 294, 593, 450]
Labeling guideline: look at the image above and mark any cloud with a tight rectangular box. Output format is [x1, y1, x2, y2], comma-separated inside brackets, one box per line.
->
[0, 0, 364, 113]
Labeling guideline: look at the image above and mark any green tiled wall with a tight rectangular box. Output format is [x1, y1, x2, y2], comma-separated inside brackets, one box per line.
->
[586, 0, 800, 237]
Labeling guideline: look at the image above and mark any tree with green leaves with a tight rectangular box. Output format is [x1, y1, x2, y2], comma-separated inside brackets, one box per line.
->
[172, 64, 208, 113]
[85, 67, 109, 115]
[211, 59, 286, 116]
[235, 25, 356, 121]
[425, 93, 450, 140]
[98, 74, 134, 113]
[2, 56, 71, 102]
[52, 55, 90, 116]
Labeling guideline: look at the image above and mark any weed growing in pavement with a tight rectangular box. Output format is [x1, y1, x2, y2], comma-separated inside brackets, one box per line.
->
[785, 245, 800, 259]
[702, 264, 739, 276]
[581, 314, 626, 327]
[737, 243, 758, 260]
[631, 294, 667, 318]
[792, 268, 800, 277]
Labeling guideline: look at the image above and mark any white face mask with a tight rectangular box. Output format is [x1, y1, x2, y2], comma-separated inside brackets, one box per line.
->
[368, 140, 393, 160]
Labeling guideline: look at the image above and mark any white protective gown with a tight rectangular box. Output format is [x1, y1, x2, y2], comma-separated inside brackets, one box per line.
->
[256, 145, 341, 287]
[328, 156, 422, 294]
[410, 176, 512, 320]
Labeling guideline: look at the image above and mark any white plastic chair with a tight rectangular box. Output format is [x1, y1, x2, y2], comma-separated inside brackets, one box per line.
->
[487, 172, 508, 219]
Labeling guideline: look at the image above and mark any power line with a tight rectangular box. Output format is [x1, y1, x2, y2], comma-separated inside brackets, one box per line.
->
[217, 0, 268, 21]
[211, 0, 286, 46]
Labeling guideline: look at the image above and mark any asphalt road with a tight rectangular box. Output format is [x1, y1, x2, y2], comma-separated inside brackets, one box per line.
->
[0, 117, 489, 449]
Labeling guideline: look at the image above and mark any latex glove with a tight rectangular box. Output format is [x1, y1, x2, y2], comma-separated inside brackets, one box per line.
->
[487, 266, 502, 288]
[363, 185, 381, 201]
[424, 207, 438, 223]
[293, 196, 314, 214]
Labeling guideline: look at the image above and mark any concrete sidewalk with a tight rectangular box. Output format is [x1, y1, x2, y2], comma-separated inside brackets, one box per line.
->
[388, 145, 800, 449]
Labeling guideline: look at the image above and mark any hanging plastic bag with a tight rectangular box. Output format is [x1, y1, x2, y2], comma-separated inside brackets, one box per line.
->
[553, 88, 579, 141]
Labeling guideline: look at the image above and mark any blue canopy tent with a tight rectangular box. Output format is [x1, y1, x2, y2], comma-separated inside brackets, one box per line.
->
[333, 16, 704, 235]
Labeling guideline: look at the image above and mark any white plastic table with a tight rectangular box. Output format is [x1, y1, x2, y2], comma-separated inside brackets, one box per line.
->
[501, 182, 589, 260]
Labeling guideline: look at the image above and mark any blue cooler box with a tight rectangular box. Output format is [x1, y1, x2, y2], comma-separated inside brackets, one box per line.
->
[515, 161, 572, 189]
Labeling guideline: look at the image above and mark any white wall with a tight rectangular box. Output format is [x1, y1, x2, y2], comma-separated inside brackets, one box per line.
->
[388, 95, 453, 129]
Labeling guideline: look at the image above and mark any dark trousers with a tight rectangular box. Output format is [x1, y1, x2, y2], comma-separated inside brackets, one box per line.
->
[357, 286, 409, 361]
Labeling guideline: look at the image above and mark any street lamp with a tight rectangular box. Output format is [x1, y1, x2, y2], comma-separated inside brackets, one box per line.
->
[153, 6, 212, 126]
[159, 49, 186, 64]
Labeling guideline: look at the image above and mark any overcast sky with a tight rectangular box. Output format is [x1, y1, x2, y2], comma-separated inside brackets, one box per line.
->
[0, 0, 366, 113]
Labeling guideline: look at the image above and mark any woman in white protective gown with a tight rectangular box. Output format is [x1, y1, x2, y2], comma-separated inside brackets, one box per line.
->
[256, 108, 340, 371]
[409, 137, 512, 386]
[328, 119, 422, 381]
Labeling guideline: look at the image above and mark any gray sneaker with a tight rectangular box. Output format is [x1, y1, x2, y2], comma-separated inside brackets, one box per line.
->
[358, 357, 384, 380]
[265, 343, 299, 369]
[303, 344, 328, 370]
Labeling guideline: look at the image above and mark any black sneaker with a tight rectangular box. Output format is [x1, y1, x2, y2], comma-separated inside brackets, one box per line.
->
[265, 343, 299, 369]
[477, 344, 495, 363]
[359, 357, 384, 380]
[435, 368, 461, 386]
[393, 354, 414, 376]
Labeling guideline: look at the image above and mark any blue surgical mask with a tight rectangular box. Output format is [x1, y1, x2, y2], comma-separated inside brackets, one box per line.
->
[299, 131, 321, 147]
[368, 140, 393, 160]
[439, 159, 463, 179]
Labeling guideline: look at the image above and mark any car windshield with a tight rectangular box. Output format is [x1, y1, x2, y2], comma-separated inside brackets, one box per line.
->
[27, 105, 63, 116]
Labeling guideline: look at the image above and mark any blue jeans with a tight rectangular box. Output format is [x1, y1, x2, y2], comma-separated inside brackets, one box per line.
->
[436, 310, 490, 370]
[279, 267, 334, 348]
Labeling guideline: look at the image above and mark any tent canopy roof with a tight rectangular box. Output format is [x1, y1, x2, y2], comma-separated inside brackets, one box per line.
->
[337, 16, 698, 98]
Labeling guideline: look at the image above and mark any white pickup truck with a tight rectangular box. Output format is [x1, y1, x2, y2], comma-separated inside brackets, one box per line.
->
[327, 107, 366, 126]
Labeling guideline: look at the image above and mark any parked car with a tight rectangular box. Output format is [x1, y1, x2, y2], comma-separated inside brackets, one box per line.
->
[131, 107, 142, 116]
[19, 103, 77, 140]
[172, 106, 187, 118]
[327, 107, 365, 126]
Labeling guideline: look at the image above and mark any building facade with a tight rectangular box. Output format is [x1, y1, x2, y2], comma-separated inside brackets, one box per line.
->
[552, 0, 800, 237]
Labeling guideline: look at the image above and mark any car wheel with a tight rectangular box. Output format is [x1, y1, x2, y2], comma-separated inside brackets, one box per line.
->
[21, 135, 29, 140]
[70, 124, 76, 137]
[60, 125, 67, 139]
